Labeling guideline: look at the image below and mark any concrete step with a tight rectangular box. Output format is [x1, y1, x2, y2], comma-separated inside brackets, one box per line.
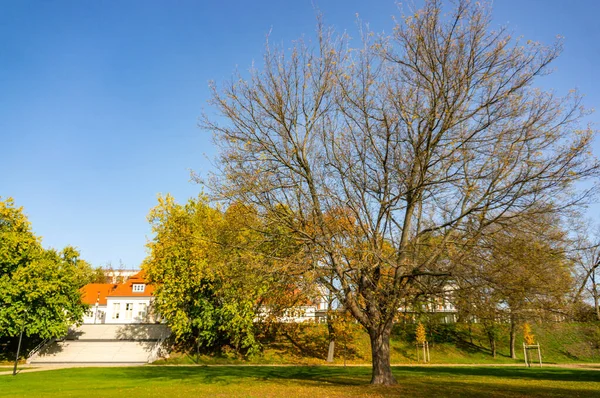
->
[67, 324, 170, 341]
[29, 340, 157, 364]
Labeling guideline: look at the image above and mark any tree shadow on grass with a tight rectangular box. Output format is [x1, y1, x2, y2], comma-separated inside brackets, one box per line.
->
[115, 365, 371, 386]
[394, 378, 600, 398]
[452, 339, 496, 355]
[106, 364, 600, 387]
[398, 366, 600, 383]
[10, 366, 600, 398]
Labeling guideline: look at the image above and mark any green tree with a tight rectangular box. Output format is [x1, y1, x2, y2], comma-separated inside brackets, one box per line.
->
[496, 227, 571, 358]
[203, 0, 598, 384]
[0, 197, 91, 340]
[88, 266, 108, 284]
[455, 216, 573, 358]
[144, 195, 303, 356]
[454, 276, 504, 358]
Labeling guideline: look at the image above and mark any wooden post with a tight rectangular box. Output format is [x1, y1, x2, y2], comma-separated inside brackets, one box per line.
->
[416, 342, 430, 363]
[523, 343, 542, 367]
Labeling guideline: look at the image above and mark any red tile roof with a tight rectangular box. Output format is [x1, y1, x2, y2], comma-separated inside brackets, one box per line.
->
[107, 270, 154, 298]
[80, 271, 154, 305]
[80, 283, 118, 305]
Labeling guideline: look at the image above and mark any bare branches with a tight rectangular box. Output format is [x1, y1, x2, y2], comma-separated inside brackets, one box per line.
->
[201, 0, 598, 385]
[570, 223, 600, 319]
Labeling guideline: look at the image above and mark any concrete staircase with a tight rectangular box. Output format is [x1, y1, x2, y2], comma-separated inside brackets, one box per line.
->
[28, 324, 170, 364]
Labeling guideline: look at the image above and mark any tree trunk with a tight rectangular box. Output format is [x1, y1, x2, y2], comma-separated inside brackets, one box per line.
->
[593, 281, 600, 321]
[487, 331, 496, 358]
[369, 325, 396, 385]
[327, 340, 335, 362]
[509, 318, 517, 359]
[326, 297, 336, 362]
[469, 322, 474, 345]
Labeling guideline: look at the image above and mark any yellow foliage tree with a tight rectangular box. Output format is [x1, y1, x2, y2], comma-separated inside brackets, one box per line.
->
[144, 194, 306, 356]
[523, 323, 535, 345]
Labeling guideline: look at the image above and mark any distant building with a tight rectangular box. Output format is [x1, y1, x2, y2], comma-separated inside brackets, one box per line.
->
[80, 274, 458, 325]
[81, 271, 155, 324]
[259, 302, 329, 323]
[104, 269, 140, 284]
[398, 285, 459, 323]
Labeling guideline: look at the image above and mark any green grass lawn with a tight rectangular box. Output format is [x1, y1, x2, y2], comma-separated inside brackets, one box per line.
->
[1, 366, 599, 397]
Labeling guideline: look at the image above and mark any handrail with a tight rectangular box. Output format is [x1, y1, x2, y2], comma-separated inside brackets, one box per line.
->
[148, 331, 169, 363]
[26, 338, 55, 361]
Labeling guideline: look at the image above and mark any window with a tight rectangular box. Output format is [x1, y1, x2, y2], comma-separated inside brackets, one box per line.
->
[138, 303, 148, 320]
[112, 303, 120, 319]
[125, 303, 133, 320]
[132, 284, 145, 292]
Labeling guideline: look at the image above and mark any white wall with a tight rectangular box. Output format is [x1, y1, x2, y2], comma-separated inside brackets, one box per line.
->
[105, 297, 153, 324]
[82, 305, 107, 324]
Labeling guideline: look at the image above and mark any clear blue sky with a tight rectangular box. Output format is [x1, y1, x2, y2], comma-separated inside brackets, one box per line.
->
[1, 0, 599, 269]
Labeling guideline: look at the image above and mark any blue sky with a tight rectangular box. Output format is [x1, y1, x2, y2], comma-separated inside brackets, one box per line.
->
[1, 0, 599, 269]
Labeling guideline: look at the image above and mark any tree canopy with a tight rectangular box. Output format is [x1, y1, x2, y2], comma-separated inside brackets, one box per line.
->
[202, 0, 598, 385]
[143, 194, 309, 356]
[0, 197, 92, 339]
[454, 215, 573, 357]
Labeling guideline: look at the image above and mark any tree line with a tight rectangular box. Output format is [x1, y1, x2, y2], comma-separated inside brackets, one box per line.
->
[1, 193, 597, 366]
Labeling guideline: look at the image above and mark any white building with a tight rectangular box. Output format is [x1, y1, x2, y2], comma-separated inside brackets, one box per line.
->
[81, 271, 155, 324]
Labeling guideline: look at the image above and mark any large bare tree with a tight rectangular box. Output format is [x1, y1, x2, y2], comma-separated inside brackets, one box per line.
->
[202, 0, 598, 385]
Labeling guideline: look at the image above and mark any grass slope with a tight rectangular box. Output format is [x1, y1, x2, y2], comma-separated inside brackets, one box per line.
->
[1, 366, 599, 397]
[157, 322, 600, 366]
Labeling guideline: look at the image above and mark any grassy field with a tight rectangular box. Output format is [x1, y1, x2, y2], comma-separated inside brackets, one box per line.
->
[1, 365, 599, 397]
